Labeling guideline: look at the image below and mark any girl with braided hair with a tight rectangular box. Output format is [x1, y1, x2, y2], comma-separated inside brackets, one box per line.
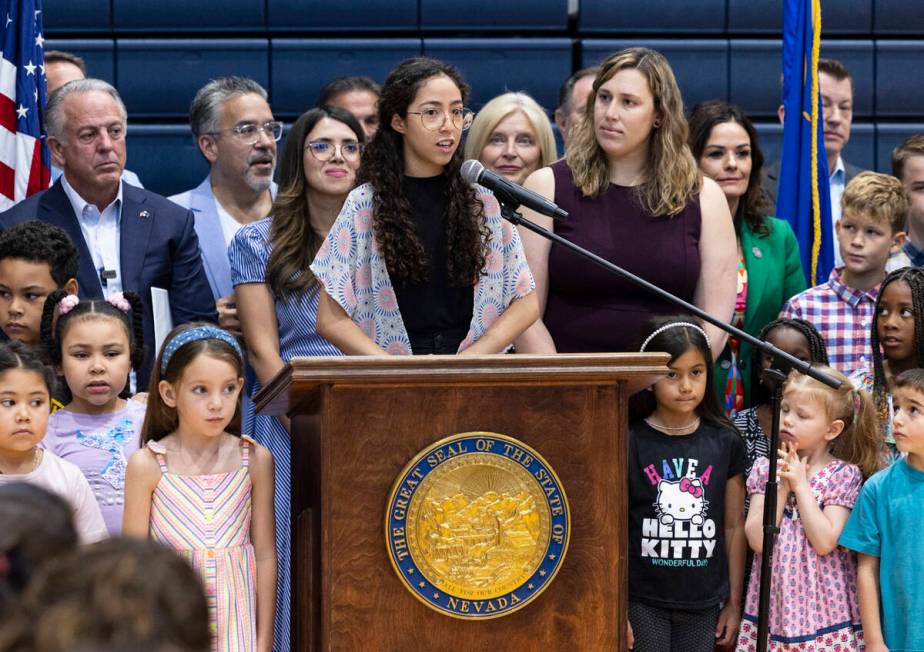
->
[311, 57, 538, 355]
[38, 289, 147, 534]
[849, 266, 924, 463]
[733, 318, 829, 479]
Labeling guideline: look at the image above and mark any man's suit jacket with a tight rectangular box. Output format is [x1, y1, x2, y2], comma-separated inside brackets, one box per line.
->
[0, 180, 217, 389]
[762, 158, 864, 213]
[169, 175, 277, 300]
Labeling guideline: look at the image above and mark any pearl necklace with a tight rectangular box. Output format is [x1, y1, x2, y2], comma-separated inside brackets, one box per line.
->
[644, 417, 701, 433]
[0, 448, 40, 474]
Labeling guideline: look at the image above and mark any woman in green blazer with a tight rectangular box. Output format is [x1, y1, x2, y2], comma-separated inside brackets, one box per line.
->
[689, 101, 806, 413]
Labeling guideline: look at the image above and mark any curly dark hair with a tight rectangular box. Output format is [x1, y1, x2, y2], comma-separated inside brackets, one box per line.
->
[267, 106, 364, 301]
[40, 289, 145, 398]
[688, 101, 769, 237]
[871, 267, 924, 429]
[357, 57, 488, 286]
[750, 318, 829, 406]
[0, 220, 79, 286]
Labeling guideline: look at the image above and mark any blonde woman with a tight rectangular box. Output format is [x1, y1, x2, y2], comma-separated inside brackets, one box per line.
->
[464, 92, 557, 185]
[514, 48, 737, 359]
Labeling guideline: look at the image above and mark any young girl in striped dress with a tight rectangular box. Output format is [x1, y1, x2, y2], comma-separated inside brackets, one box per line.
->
[123, 323, 276, 652]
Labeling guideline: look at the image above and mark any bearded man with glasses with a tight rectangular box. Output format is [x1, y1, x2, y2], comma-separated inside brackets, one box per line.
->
[0, 78, 216, 389]
[170, 77, 283, 335]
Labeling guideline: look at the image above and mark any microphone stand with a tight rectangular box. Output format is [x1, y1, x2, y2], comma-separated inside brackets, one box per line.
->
[499, 202, 839, 652]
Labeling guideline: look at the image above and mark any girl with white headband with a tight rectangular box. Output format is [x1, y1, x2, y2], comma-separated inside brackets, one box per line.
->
[628, 317, 747, 651]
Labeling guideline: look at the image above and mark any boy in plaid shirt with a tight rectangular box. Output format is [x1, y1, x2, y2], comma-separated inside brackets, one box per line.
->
[780, 172, 908, 377]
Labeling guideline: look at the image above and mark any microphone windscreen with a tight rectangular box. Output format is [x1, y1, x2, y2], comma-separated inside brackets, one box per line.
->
[460, 159, 485, 185]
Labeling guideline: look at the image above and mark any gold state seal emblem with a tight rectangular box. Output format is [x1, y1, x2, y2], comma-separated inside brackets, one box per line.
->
[385, 432, 570, 619]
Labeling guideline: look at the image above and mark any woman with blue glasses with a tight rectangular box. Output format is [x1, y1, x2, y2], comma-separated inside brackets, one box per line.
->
[228, 105, 364, 652]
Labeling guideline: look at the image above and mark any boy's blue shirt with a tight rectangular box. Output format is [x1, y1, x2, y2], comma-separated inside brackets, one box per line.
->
[840, 458, 924, 651]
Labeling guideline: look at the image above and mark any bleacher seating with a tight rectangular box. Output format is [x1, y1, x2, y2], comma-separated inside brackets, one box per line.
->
[577, 0, 726, 34]
[42, 0, 110, 32]
[582, 40, 729, 113]
[125, 125, 208, 198]
[422, 38, 571, 110]
[271, 39, 422, 117]
[420, 0, 568, 31]
[267, 0, 418, 32]
[876, 123, 924, 172]
[727, 0, 873, 34]
[873, 0, 924, 35]
[876, 41, 924, 117]
[116, 39, 270, 118]
[755, 123, 876, 175]
[41, 0, 923, 197]
[112, 0, 265, 31]
[46, 39, 115, 85]
[822, 41, 875, 117]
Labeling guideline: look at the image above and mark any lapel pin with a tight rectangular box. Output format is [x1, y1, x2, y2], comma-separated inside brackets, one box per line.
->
[139, 210, 150, 220]
[752, 246, 763, 259]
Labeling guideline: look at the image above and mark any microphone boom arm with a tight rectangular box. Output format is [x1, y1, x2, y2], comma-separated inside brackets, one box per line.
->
[502, 204, 839, 389]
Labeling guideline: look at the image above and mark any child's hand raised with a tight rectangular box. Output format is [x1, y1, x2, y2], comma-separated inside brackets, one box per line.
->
[778, 442, 809, 491]
[773, 443, 791, 493]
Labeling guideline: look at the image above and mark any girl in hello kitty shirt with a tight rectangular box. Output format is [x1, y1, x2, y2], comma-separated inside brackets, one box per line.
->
[628, 317, 747, 652]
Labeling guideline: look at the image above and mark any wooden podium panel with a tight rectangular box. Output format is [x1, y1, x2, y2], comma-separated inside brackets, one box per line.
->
[256, 354, 667, 652]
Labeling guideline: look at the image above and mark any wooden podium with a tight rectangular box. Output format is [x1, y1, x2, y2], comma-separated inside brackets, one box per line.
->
[255, 353, 667, 651]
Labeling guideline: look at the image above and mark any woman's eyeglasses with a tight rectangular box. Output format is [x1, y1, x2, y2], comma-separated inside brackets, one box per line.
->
[406, 107, 475, 131]
[305, 141, 363, 162]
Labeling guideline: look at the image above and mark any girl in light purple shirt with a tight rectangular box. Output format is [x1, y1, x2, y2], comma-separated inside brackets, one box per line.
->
[40, 290, 146, 535]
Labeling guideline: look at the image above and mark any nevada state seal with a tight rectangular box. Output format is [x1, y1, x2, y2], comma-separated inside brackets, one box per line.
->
[385, 432, 570, 619]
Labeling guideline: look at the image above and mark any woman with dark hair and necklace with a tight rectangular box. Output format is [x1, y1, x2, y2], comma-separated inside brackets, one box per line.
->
[688, 100, 805, 415]
[229, 105, 364, 652]
[312, 57, 538, 355]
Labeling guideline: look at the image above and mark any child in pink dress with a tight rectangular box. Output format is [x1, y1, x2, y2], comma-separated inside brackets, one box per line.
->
[737, 367, 882, 651]
[124, 324, 276, 652]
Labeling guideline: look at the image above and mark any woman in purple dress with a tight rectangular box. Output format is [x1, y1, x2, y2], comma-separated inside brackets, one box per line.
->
[514, 48, 737, 356]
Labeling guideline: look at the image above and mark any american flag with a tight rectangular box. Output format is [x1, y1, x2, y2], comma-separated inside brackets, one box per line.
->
[0, 0, 49, 211]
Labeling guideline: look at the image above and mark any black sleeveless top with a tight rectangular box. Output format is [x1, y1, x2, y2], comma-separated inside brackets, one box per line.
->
[545, 160, 702, 352]
[391, 174, 474, 354]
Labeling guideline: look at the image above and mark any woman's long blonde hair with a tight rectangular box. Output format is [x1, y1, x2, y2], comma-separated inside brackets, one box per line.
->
[785, 367, 883, 480]
[566, 47, 700, 216]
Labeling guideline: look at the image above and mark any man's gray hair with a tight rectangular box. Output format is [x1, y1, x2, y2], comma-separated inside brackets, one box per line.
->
[189, 76, 269, 139]
[45, 78, 127, 142]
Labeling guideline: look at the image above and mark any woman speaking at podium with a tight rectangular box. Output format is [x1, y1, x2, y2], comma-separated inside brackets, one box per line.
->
[513, 48, 737, 357]
[312, 57, 538, 355]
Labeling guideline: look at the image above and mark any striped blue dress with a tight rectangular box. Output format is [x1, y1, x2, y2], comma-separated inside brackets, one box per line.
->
[229, 217, 340, 652]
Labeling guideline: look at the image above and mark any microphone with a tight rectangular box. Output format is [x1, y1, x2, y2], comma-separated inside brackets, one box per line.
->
[461, 159, 568, 220]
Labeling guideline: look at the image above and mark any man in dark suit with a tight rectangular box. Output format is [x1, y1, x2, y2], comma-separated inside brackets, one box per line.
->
[764, 58, 865, 268]
[0, 79, 216, 388]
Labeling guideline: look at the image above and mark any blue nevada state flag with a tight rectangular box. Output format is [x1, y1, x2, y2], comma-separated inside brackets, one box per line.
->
[776, 0, 833, 286]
